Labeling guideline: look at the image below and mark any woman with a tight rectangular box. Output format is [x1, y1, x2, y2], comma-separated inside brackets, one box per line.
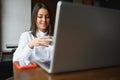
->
[13, 2, 54, 66]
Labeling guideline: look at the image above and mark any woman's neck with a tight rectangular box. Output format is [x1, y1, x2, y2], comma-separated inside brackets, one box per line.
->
[39, 29, 47, 33]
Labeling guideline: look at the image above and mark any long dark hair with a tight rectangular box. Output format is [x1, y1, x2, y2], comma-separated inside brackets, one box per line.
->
[30, 2, 53, 37]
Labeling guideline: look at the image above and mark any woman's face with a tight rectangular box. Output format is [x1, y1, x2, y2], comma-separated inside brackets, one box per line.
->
[36, 8, 50, 32]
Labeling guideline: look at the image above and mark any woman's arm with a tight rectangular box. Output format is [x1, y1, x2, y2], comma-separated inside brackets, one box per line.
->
[13, 32, 33, 65]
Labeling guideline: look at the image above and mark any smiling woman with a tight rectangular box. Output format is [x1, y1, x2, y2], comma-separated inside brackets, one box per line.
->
[13, 2, 54, 66]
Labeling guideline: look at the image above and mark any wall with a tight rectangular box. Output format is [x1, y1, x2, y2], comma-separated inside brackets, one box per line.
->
[1, 0, 31, 51]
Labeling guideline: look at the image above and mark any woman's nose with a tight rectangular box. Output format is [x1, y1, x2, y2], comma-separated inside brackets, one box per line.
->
[42, 16, 46, 21]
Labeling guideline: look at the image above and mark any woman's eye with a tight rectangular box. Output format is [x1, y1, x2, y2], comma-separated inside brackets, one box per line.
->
[37, 15, 49, 19]
[46, 15, 49, 18]
[37, 16, 42, 18]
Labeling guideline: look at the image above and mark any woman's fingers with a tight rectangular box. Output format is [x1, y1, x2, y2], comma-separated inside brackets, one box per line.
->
[28, 36, 52, 47]
[38, 36, 52, 46]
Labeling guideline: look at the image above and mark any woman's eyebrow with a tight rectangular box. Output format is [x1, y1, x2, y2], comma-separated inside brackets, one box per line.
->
[38, 14, 42, 16]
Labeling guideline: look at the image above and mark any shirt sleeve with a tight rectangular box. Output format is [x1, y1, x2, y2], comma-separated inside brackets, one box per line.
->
[13, 32, 33, 65]
[38, 45, 53, 62]
[45, 45, 54, 62]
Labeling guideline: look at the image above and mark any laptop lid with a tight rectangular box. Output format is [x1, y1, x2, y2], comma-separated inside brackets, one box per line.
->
[37, 1, 120, 73]
[50, 1, 120, 73]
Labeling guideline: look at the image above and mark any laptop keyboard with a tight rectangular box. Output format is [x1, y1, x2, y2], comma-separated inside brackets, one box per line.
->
[43, 62, 50, 69]
[36, 61, 50, 69]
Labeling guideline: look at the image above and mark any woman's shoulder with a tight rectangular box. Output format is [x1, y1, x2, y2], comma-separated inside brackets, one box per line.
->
[20, 31, 32, 37]
[22, 31, 31, 34]
[18, 31, 34, 41]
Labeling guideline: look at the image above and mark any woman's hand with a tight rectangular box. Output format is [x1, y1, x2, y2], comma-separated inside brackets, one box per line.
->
[28, 36, 52, 48]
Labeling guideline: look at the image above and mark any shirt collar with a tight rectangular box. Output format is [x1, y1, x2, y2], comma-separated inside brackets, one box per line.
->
[36, 30, 48, 37]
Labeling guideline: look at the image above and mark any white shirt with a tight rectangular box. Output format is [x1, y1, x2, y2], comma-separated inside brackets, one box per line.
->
[13, 30, 53, 66]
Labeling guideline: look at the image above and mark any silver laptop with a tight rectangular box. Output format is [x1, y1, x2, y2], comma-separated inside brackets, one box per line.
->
[36, 1, 120, 73]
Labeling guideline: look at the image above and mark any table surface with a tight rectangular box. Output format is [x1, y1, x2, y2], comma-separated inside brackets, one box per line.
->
[13, 65, 120, 80]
